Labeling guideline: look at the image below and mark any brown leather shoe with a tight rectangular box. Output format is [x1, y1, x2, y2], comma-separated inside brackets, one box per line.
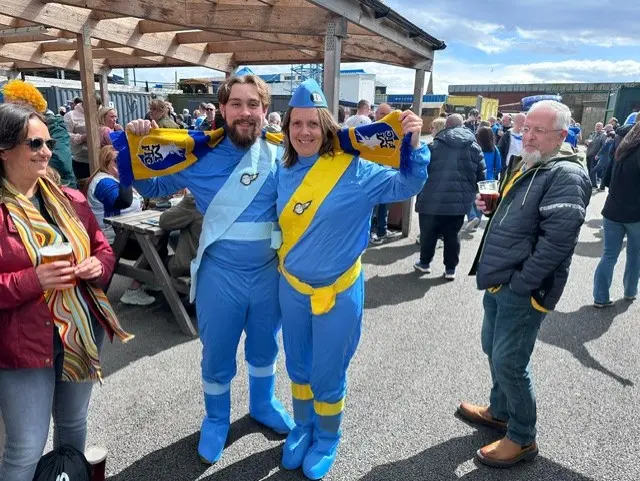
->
[476, 437, 538, 468]
[457, 402, 507, 432]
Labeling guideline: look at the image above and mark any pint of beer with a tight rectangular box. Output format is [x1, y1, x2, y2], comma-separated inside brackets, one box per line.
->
[39, 243, 76, 286]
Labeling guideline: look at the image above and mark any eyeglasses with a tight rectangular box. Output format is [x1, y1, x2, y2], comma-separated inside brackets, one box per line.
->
[24, 138, 56, 151]
[205, 108, 215, 111]
[522, 126, 564, 136]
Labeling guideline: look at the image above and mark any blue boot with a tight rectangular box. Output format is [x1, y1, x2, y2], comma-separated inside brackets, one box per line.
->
[282, 389, 315, 470]
[198, 390, 231, 464]
[248, 367, 295, 434]
[302, 409, 342, 480]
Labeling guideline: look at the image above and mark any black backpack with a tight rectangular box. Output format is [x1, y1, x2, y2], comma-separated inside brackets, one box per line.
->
[33, 446, 91, 481]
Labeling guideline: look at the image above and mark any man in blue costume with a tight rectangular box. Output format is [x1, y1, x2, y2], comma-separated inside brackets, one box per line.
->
[276, 80, 429, 479]
[126, 74, 294, 464]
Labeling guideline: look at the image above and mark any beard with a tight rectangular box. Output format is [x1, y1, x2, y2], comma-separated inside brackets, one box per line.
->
[521, 148, 542, 165]
[227, 119, 260, 149]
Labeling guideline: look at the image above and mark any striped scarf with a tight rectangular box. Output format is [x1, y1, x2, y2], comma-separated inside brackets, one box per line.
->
[1, 177, 134, 382]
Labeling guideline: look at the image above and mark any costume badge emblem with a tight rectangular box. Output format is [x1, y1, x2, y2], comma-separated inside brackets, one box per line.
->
[293, 201, 312, 215]
[240, 172, 259, 186]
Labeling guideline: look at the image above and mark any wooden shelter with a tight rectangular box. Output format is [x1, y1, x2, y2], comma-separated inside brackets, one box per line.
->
[0, 0, 445, 234]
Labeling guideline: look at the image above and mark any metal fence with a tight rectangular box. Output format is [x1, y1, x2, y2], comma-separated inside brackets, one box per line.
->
[38, 86, 152, 125]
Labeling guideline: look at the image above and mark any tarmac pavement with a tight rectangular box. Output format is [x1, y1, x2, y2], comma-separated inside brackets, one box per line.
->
[57, 190, 639, 481]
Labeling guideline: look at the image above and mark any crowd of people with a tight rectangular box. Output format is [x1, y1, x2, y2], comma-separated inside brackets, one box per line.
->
[0, 75, 638, 481]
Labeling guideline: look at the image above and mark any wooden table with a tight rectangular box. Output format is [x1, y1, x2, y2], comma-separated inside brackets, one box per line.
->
[104, 210, 197, 337]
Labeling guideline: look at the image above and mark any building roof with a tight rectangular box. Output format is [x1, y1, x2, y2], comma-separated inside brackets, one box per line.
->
[387, 93, 447, 104]
[449, 82, 640, 94]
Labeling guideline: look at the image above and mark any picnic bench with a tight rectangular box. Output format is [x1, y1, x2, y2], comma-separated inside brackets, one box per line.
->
[104, 210, 197, 337]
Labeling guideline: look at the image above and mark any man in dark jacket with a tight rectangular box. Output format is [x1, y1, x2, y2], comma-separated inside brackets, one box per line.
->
[585, 122, 606, 187]
[458, 100, 591, 468]
[414, 114, 486, 279]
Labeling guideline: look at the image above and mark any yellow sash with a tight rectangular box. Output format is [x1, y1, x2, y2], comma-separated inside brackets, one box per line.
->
[278, 152, 362, 315]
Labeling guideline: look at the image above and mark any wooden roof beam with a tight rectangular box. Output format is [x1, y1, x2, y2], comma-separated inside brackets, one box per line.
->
[0, 43, 104, 73]
[1, 0, 235, 72]
[305, 0, 435, 60]
[46, 0, 335, 35]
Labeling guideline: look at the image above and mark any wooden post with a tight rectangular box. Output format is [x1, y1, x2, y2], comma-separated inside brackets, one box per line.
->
[76, 28, 100, 174]
[322, 16, 346, 117]
[99, 69, 110, 106]
[401, 68, 426, 237]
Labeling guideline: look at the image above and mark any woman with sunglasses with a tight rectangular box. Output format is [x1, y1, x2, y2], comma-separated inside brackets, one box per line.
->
[277, 80, 428, 479]
[0, 103, 133, 481]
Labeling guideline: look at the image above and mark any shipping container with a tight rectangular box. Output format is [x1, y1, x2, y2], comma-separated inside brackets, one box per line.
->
[604, 86, 640, 126]
[38, 86, 153, 126]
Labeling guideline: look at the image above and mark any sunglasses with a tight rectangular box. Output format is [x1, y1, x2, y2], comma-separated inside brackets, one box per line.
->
[24, 138, 57, 152]
[205, 108, 215, 111]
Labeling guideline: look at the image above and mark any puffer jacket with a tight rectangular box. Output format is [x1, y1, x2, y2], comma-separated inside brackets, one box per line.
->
[602, 122, 640, 223]
[415, 127, 485, 216]
[470, 144, 591, 310]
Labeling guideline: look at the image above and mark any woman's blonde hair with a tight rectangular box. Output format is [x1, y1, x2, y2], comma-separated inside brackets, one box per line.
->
[281, 107, 340, 168]
[98, 106, 117, 126]
[84, 145, 117, 193]
[431, 117, 446, 134]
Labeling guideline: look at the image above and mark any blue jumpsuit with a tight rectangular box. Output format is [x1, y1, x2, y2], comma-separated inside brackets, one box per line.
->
[134, 136, 293, 463]
[277, 145, 430, 478]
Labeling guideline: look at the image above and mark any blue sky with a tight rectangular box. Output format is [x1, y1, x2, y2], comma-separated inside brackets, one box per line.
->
[114, 1, 640, 95]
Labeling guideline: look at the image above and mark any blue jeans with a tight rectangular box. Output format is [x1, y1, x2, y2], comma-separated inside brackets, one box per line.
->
[481, 285, 546, 446]
[593, 217, 640, 304]
[371, 204, 388, 237]
[0, 329, 103, 481]
[468, 204, 482, 221]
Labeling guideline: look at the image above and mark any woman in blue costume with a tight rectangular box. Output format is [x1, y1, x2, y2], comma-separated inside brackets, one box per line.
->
[276, 79, 430, 479]
[126, 75, 293, 464]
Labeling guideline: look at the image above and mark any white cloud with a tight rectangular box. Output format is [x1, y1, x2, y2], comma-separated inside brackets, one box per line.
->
[515, 27, 640, 47]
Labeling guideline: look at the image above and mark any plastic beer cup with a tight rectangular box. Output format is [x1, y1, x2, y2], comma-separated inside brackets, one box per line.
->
[477, 180, 500, 213]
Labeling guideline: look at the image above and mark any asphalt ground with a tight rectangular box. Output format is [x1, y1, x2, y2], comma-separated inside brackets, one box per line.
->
[50, 189, 639, 481]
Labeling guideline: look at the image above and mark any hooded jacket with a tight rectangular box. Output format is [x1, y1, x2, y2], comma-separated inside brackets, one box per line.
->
[470, 144, 591, 310]
[45, 111, 77, 188]
[602, 122, 640, 223]
[415, 126, 485, 216]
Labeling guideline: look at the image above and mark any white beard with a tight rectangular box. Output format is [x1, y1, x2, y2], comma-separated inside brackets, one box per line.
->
[521, 149, 542, 165]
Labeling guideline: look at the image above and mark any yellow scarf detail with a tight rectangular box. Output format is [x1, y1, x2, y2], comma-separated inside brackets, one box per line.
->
[278, 152, 362, 315]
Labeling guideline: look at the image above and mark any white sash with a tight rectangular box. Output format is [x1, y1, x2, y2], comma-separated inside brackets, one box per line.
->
[189, 138, 277, 301]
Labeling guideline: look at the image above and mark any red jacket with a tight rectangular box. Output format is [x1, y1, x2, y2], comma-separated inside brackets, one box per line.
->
[0, 187, 115, 369]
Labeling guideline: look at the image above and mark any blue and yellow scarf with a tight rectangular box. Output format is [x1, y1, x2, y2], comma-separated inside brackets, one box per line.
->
[112, 111, 414, 187]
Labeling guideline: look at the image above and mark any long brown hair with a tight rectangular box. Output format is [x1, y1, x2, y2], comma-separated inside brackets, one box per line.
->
[0, 103, 44, 181]
[281, 107, 340, 168]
